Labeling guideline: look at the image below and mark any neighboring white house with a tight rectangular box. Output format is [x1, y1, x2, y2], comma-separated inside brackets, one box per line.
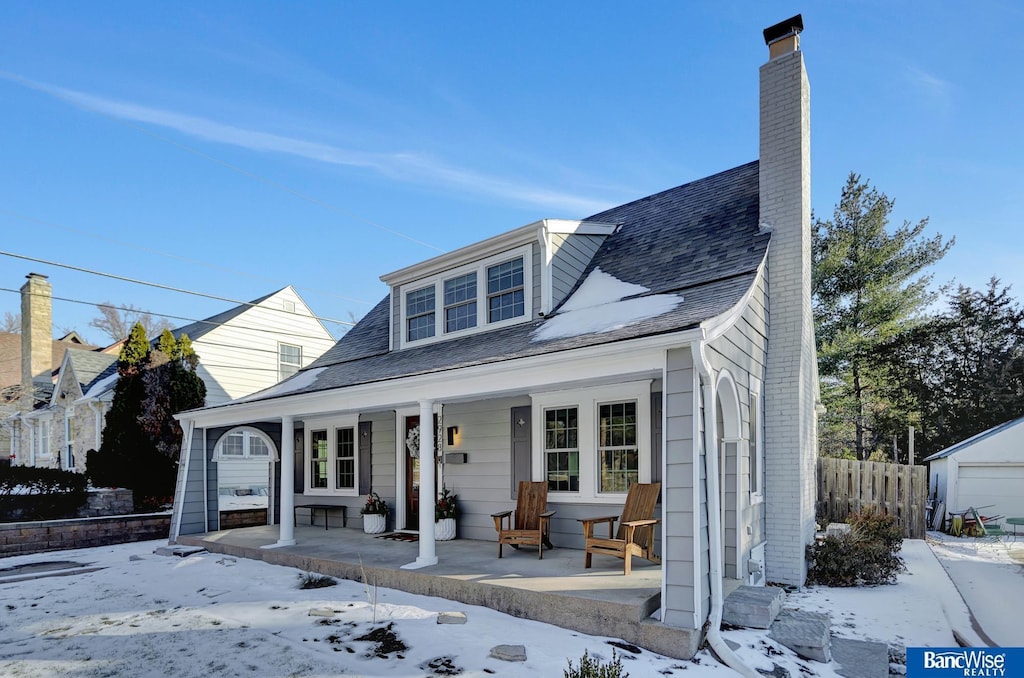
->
[170, 17, 820, 659]
[8, 281, 337, 509]
[923, 415, 1024, 521]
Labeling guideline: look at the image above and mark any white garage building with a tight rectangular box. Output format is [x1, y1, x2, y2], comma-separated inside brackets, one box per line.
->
[924, 415, 1024, 522]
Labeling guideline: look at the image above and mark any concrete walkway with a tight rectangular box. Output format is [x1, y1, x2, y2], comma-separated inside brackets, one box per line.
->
[927, 532, 1024, 648]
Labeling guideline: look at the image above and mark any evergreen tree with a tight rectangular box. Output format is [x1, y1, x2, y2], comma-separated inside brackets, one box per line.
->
[813, 174, 953, 459]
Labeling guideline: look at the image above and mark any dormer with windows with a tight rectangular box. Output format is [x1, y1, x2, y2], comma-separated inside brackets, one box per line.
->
[381, 219, 617, 350]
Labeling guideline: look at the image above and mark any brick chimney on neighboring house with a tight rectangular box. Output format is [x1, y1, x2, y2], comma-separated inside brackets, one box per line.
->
[20, 273, 53, 396]
[759, 15, 819, 586]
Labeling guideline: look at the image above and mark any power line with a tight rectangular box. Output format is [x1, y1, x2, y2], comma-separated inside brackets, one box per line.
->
[0, 208, 374, 306]
[0, 250, 355, 326]
[0, 69, 445, 253]
[0, 288, 346, 344]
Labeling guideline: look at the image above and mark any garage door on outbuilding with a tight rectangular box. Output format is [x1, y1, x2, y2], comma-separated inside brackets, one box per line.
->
[924, 416, 1024, 522]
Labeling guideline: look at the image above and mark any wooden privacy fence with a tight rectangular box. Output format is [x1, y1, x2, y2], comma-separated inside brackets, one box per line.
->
[816, 457, 927, 539]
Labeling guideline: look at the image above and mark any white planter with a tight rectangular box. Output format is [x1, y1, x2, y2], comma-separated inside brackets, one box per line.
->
[435, 518, 456, 541]
[362, 513, 387, 534]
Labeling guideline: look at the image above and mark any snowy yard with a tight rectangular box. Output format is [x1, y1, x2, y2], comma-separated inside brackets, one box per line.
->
[0, 537, 1009, 677]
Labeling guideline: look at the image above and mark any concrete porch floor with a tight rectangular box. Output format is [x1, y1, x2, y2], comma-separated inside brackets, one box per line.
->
[176, 525, 701, 658]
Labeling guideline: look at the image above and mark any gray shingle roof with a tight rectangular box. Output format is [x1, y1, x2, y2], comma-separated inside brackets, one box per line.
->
[65, 349, 119, 393]
[219, 161, 766, 405]
[922, 415, 1024, 461]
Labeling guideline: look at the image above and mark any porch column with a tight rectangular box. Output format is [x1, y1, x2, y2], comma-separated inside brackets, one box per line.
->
[403, 399, 438, 569]
[274, 415, 297, 546]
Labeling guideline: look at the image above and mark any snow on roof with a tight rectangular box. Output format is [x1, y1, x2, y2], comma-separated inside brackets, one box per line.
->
[532, 268, 683, 342]
[234, 367, 327, 403]
[81, 372, 119, 399]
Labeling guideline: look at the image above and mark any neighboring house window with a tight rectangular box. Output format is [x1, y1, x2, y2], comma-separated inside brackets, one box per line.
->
[399, 245, 532, 347]
[214, 428, 275, 461]
[406, 285, 436, 342]
[532, 381, 652, 502]
[444, 273, 477, 332]
[279, 343, 302, 381]
[65, 414, 75, 470]
[597, 401, 638, 493]
[749, 381, 764, 501]
[544, 407, 579, 492]
[487, 257, 525, 322]
[304, 415, 359, 496]
[34, 423, 51, 462]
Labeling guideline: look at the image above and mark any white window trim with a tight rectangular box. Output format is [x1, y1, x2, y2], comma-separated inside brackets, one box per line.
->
[398, 244, 533, 349]
[749, 377, 764, 505]
[213, 426, 279, 462]
[530, 380, 652, 504]
[303, 414, 360, 497]
[279, 342, 303, 381]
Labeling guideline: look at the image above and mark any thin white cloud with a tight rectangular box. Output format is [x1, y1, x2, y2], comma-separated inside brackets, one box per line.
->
[906, 65, 953, 100]
[2, 71, 613, 215]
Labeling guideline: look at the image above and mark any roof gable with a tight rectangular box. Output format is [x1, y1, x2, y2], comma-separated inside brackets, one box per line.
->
[922, 415, 1024, 461]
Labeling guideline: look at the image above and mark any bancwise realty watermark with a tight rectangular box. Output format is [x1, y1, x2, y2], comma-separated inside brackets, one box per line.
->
[907, 648, 1021, 677]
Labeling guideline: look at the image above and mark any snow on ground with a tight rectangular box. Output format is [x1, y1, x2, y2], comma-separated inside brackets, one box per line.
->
[0, 537, 988, 678]
[926, 531, 1024, 648]
[218, 494, 269, 510]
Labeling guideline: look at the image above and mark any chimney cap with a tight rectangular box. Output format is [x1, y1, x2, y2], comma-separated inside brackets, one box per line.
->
[763, 14, 803, 45]
[26, 272, 49, 280]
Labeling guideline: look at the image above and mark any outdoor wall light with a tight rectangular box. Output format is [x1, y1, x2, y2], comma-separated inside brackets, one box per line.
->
[446, 426, 459, 446]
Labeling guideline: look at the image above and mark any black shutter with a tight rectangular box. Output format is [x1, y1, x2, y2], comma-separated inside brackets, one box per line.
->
[293, 429, 304, 495]
[358, 420, 372, 494]
[511, 406, 532, 499]
[651, 392, 662, 484]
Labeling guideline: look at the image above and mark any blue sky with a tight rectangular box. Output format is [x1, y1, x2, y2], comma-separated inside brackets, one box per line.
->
[1, 2, 1021, 344]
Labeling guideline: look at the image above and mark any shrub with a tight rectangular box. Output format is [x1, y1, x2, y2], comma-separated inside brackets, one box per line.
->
[360, 492, 389, 516]
[807, 509, 905, 586]
[298, 572, 337, 589]
[0, 465, 88, 521]
[564, 649, 629, 678]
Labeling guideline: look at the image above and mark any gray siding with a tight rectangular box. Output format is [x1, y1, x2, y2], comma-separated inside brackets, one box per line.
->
[392, 287, 402, 351]
[663, 346, 700, 630]
[368, 410, 397, 531]
[706, 272, 768, 583]
[531, 242, 541, 318]
[550, 234, 605, 309]
[174, 426, 208, 537]
[439, 396, 530, 541]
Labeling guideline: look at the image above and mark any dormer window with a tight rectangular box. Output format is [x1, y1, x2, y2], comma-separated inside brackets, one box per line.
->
[406, 285, 436, 342]
[487, 258, 525, 322]
[444, 273, 477, 332]
[398, 245, 533, 348]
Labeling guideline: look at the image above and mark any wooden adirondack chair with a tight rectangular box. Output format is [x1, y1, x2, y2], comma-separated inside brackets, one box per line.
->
[491, 481, 555, 559]
[578, 482, 661, 575]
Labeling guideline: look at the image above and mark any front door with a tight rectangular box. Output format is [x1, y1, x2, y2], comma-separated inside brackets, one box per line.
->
[405, 416, 420, 529]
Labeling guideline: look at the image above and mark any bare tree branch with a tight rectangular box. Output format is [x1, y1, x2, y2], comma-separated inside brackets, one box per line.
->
[88, 303, 173, 343]
[1, 311, 20, 333]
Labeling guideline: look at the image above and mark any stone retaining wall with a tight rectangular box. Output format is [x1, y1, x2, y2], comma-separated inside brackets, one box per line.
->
[219, 508, 268, 529]
[0, 513, 171, 556]
[78, 489, 134, 517]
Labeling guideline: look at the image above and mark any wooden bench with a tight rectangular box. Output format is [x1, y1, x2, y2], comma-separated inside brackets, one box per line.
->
[294, 504, 347, 530]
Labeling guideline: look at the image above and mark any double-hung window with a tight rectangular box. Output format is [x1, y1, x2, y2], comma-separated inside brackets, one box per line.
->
[597, 401, 639, 493]
[279, 343, 302, 381]
[406, 285, 436, 342]
[444, 273, 477, 332]
[532, 382, 651, 502]
[544, 407, 579, 491]
[487, 258, 525, 322]
[748, 379, 764, 502]
[304, 416, 359, 496]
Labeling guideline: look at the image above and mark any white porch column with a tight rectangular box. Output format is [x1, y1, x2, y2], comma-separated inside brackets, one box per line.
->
[403, 399, 438, 569]
[269, 415, 296, 547]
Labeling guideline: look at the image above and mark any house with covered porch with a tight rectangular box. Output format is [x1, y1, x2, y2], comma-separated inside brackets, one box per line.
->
[170, 16, 819, 659]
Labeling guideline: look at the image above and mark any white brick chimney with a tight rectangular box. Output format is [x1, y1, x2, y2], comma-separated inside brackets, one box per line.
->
[21, 272, 53, 390]
[759, 15, 818, 586]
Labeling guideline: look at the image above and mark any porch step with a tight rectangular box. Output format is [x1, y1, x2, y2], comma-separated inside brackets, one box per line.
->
[768, 609, 831, 663]
[831, 637, 889, 678]
[722, 585, 786, 629]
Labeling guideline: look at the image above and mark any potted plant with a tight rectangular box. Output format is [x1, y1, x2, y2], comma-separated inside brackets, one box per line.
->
[434, 486, 458, 541]
[360, 491, 389, 534]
